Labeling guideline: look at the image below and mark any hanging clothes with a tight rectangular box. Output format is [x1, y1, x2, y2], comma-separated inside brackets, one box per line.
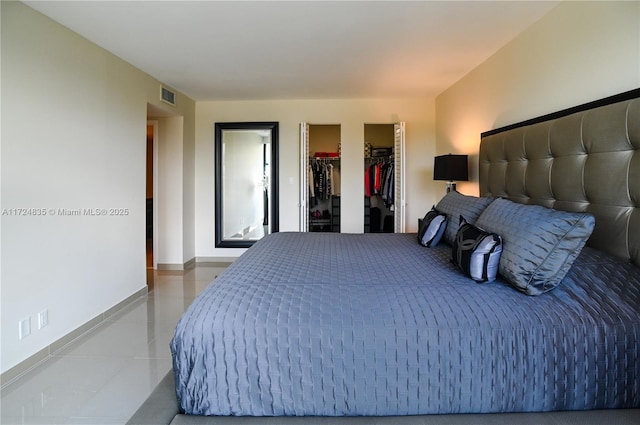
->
[383, 162, 394, 208]
[309, 163, 316, 207]
[310, 159, 337, 204]
[364, 158, 394, 208]
[316, 162, 325, 200]
[328, 163, 334, 197]
[380, 162, 390, 201]
[364, 166, 371, 197]
[369, 162, 379, 195]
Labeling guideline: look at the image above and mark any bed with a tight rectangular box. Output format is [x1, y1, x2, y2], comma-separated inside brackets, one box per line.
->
[170, 89, 640, 417]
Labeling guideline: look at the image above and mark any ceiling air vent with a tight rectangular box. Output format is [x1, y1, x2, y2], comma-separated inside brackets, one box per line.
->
[160, 86, 176, 106]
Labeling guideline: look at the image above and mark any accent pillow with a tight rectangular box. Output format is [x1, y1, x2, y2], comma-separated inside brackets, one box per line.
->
[417, 207, 447, 247]
[435, 191, 495, 245]
[475, 198, 595, 295]
[452, 217, 502, 283]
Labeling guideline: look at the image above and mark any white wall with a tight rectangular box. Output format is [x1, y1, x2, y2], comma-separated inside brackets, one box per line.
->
[156, 117, 185, 265]
[181, 103, 196, 265]
[195, 99, 436, 259]
[1, 2, 195, 373]
[436, 1, 640, 196]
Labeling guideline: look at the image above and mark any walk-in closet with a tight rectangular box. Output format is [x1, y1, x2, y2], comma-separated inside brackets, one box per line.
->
[300, 123, 341, 232]
[364, 123, 405, 233]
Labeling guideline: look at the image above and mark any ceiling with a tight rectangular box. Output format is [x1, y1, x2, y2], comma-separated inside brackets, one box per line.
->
[24, 1, 559, 101]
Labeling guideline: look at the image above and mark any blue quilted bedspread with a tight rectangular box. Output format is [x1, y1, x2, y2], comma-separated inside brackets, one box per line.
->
[170, 232, 640, 416]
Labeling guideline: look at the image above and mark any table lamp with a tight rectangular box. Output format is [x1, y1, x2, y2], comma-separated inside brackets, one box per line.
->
[434, 154, 468, 193]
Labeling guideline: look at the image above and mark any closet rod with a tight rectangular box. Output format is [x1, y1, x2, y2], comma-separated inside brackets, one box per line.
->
[365, 155, 394, 162]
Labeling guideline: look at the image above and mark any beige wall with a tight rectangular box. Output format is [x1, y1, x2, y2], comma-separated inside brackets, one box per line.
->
[181, 101, 197, 265]
[436, 1, 640, 196]
[195, 99, 436, 259]
[1, 2, 196, 373]
[155, 116, 185, 265]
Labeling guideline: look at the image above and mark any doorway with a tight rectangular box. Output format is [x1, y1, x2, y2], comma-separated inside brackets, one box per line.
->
[146, 124, 153, 268]
[364, 123, 395, 232]
[145, 120, 158, 286]
[300, 123, 341, 232]
[364, 122, 405, 233]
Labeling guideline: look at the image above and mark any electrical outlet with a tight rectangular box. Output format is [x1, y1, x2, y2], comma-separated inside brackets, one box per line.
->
[19, 317, 31, 340]
[38, 309, 49, 329]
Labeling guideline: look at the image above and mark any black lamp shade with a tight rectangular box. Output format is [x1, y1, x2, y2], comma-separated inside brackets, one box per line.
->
[433, 154, 468, 182]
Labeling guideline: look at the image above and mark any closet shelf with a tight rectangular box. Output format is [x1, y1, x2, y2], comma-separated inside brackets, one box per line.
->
[310, 157, 340, 161]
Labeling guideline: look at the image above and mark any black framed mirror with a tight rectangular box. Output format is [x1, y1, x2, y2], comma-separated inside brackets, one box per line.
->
[215, 122, 279, 248]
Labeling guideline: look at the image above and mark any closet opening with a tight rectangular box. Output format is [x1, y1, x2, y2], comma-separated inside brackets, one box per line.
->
[301, 123, 341, 232]
[364, 123, 397, 233]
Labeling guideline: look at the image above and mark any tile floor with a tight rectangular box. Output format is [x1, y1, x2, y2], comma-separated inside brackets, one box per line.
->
[1, 264, 229, 425]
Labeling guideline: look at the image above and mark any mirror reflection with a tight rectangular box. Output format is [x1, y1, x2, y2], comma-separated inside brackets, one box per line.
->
[215, 122, 279, 248]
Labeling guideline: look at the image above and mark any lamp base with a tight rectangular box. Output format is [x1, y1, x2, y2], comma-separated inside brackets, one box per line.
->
[446, 181, 457, 193]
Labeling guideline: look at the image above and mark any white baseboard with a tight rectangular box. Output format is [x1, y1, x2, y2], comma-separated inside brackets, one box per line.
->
[156, 257, 197, 271]
[0, 286, 148, 388]
[195, 257, 238, 264]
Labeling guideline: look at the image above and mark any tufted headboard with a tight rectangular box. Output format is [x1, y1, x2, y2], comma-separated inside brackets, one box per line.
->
[479, 89, 640, 267]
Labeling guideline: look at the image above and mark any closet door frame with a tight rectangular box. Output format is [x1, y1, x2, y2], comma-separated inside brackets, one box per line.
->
[299, 122, 309, 232]
[394, 122, 406, 233]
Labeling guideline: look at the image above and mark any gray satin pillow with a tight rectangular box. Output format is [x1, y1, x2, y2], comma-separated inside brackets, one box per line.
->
[435, 191, 495, 245]
[475, 198, 595, 295]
